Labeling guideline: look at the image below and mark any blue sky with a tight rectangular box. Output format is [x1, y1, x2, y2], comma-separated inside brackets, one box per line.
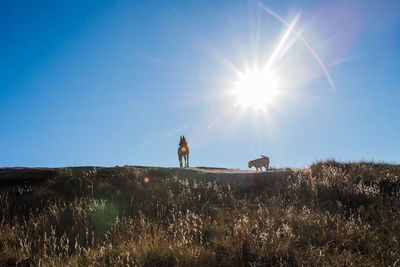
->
[0, 0, 399, 168]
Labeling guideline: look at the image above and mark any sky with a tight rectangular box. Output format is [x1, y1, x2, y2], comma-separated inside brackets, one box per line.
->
[0, 0, 399, 169]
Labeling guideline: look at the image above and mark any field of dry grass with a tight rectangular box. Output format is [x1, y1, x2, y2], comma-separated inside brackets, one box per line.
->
[0, 160, 399, 266]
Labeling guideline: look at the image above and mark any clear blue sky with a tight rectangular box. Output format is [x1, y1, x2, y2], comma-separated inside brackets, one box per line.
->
[0, 0, 399, 168]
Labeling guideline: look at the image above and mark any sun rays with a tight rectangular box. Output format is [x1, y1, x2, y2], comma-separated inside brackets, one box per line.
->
[230, 13, 299, 112]
[187, 5, 336, 150]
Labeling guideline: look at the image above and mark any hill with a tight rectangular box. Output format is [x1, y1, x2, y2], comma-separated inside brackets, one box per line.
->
[0, 161, 399, 266]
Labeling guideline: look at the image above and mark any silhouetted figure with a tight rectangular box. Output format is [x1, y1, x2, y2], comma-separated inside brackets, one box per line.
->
[178, 136, 189, 168]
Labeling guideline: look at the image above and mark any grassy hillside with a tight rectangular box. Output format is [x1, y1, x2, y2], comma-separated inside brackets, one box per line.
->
[0, 161, 399, 266]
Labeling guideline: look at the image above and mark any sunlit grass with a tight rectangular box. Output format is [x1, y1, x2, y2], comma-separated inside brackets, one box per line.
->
[0, 161, 399, 265]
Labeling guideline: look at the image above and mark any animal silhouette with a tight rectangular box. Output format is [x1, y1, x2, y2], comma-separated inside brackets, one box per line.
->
[178, 136, 189, 168]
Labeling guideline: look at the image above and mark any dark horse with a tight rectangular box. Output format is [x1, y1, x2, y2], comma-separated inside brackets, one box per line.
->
[178, 135, 189, 168]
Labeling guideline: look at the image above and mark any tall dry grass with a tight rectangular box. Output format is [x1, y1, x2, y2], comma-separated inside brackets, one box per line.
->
[0, 161, 399, 266]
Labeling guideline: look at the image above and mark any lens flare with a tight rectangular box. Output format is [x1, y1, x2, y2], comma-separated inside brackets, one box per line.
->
[259, 4, 335, 90]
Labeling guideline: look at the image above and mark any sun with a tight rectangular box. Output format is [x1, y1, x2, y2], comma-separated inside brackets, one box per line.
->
[233, 66, 280, 111]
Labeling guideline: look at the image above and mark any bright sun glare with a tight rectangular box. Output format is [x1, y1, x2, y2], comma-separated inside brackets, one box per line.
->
[233, 66, 280, 111]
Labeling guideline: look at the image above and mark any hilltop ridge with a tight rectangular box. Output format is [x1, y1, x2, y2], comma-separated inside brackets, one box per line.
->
[0, 165, 297, 185]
